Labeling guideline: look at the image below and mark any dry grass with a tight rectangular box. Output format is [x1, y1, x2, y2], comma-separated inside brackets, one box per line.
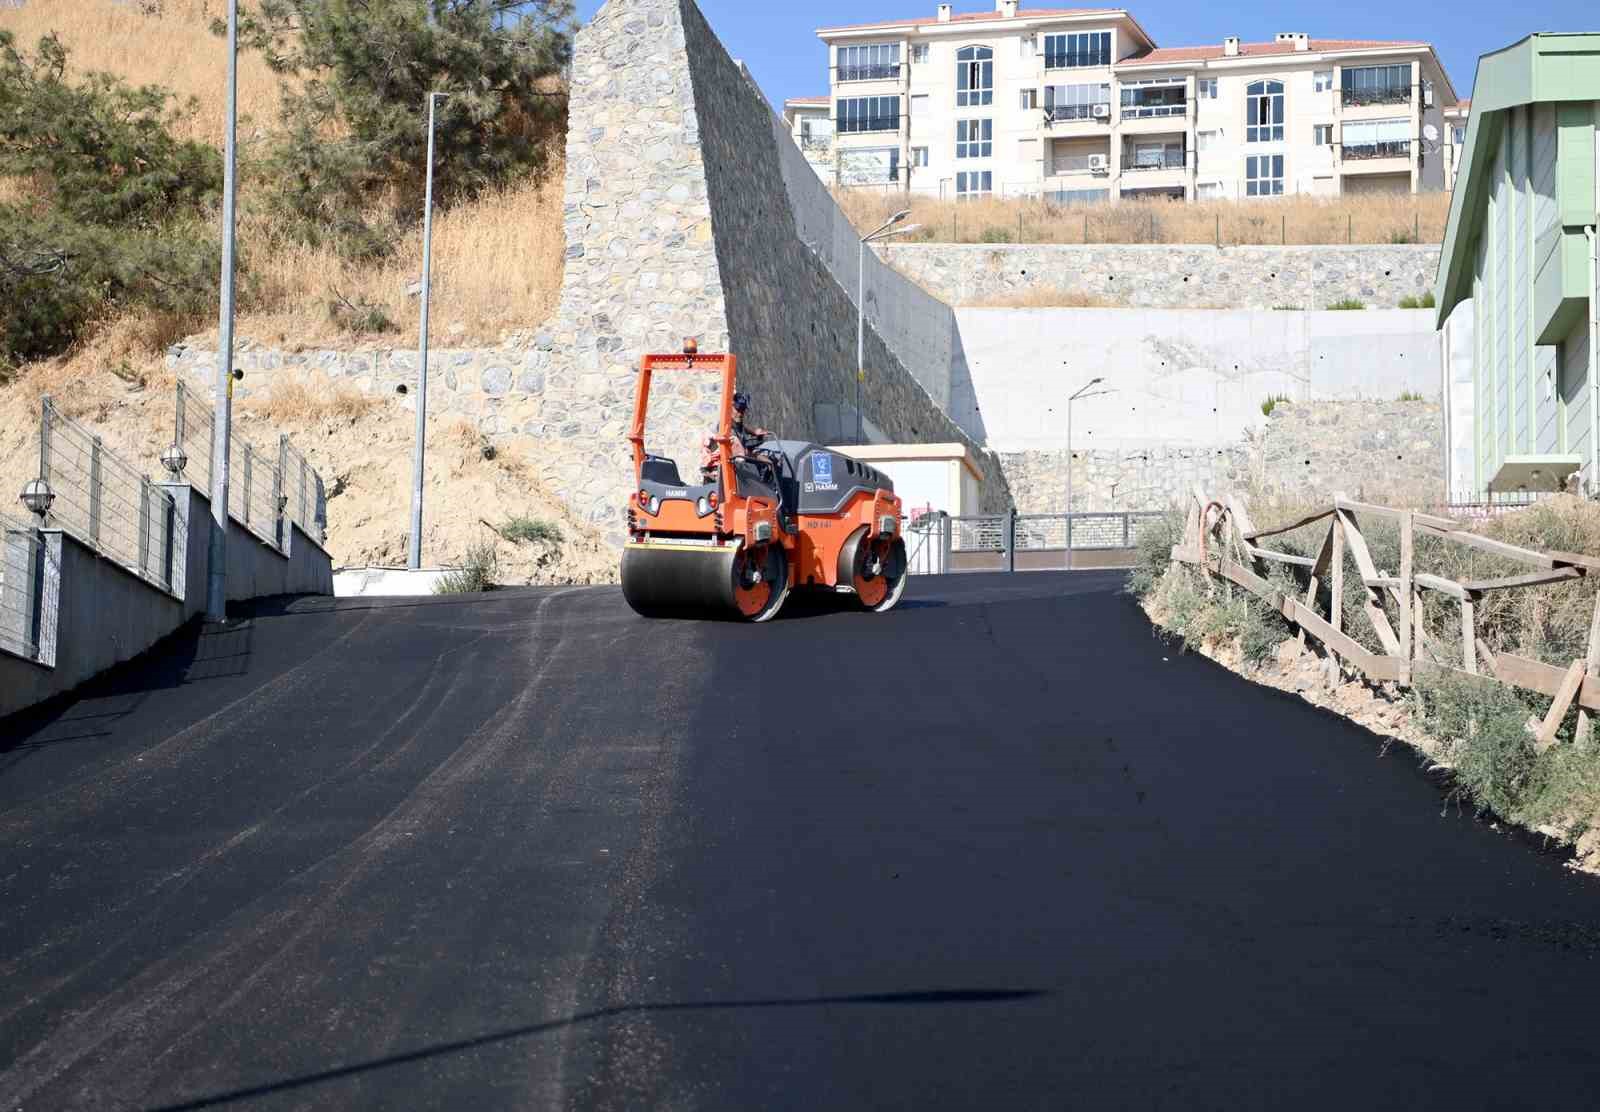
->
[238, 371, 379, 425]
[836, 188, 1451, 246]
[965, 287, 1123, 309]
[0, 0, 284, 147]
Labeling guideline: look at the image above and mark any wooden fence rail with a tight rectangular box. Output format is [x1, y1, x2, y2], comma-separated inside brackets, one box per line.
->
[1173, 489, 1600, 747]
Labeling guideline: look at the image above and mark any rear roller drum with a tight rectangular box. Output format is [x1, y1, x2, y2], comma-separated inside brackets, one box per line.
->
[843, 531, 908, 613]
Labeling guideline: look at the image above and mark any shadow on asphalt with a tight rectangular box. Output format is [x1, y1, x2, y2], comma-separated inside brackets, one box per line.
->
[0, 617, 253, 762]
[144, 989, 1047, 1112]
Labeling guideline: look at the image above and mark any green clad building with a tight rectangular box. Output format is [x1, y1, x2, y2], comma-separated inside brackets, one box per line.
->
[1436, 33, 1600, 497]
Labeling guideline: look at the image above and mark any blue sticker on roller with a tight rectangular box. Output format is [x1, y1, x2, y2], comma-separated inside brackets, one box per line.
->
[812, 453, 833, 483]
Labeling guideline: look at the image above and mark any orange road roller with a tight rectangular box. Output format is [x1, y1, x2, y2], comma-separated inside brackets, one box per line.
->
[620, 345, 908, 621]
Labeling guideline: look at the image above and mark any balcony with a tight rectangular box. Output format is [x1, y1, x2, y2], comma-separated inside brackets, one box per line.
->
[800, 135, 833, 154]
[1341, 87, 1410, 108]
[1342, 139, 1411, 161]
[1119, 86, 1188, 120]
[1121, 148, 1189, 172]
[834, 63, 903, 83]
[835, 117, 900, 134]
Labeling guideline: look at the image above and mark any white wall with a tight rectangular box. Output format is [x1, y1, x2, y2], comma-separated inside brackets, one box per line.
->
[954, 306, 1441, 453]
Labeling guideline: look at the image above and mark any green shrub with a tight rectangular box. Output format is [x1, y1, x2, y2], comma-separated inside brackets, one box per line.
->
[501, 516, 562, 546]
[1261, 393, 1291, 417]
[980, 226, 1014, 243]
[1398, 291, 1437, 309]
[1397, 389, 1426, 402]
[1125, 510, 1183, 600]
[1326, 297, 1366, 311]
[1388, 227, 1417, 244]
[434, 540, 499, 594]
[1271, 304, 1304, 311]
[1410, 671, 1544, 816]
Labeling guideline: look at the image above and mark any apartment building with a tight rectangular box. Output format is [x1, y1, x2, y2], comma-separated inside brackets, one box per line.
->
[783, 96, 835, 181]
[813, 2, 1459, 201]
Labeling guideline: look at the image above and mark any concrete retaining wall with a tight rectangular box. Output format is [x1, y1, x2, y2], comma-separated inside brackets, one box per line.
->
[0, 485, 333, 719]
[879, 243, 1442, 310]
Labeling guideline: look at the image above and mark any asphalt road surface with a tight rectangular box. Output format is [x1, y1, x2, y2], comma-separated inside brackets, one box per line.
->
[5, 572, 1600, 1110]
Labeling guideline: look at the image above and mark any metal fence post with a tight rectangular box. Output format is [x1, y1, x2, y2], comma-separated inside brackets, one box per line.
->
[175, 379, 186, 450]
[941, 512, 952, 574]
[138, 476, 151, 574]
[1004, 507, 1017, 573]
[89, 436, 103, 547]
[275, 434, 287, 549]
[242, 446, 252, 527]
[39, 396, 52, 484]
[1123, 512, 1131, 548]
[29, 528, 45, 662]
[163, 493, 176, 590]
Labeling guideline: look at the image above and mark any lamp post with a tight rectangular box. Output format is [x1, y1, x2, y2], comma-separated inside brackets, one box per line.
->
[409, 90, 449, 570]
[206, 0, 240, 621]
[1065, 376, 1112, 569]
[856, 209, 920, 443]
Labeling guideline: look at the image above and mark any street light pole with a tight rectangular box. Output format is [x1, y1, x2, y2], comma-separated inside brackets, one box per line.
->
[409, 91, 448, 570]
[206, 0, 240, 621]
[855, 209, 918, 443]
[1065, 376, 1109, 570]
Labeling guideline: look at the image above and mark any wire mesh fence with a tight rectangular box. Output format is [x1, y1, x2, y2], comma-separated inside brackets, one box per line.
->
[0, 511, 54, 661]
[38, 396, 179, 591]
[169, 382, 326, 548]
[948, 511, 1166, 554]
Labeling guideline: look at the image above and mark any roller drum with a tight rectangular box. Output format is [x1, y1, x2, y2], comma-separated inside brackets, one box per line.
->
[621, 542, 788, 621]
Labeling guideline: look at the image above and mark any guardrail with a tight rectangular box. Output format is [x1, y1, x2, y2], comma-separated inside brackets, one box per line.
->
[37, 396, 179, 592]
[907, 509, 1164, 573]
[1174, 490, 1600, 747]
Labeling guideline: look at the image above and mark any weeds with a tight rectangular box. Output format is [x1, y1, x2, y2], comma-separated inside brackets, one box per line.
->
[1125, 509, 1182, 600]
[1326, 297, 1366, 311]
[1398, 291, 1437, 309]
[501, 515, 561, 546]
[434, 540, 499, 594]
[1261, 393, 1291, 417]
[1397, 390, 1426, 402]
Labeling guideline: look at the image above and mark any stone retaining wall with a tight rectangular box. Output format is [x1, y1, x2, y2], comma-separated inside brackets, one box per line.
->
[879, 243, 1442, 311]
[1000, 399, 1444, 513]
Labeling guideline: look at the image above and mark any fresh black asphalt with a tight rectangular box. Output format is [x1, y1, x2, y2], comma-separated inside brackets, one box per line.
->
[4, 571, 1600, 1109]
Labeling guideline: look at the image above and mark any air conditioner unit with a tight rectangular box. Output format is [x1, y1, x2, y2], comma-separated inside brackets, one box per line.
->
[1091, 103, 1110, 119]
[1087, 154, 1108, 172]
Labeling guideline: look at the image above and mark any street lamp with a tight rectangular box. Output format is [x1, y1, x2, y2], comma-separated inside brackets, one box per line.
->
[19, 477, 54, 520]
[410, 90, 450, 570]
[206, 0, 241, 621]
[856, 208, 921, 443]
[1065, 376, 1113, 569]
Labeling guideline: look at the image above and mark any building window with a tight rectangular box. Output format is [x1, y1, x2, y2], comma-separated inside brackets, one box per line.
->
[1312, 123, 1332, 145]
[839, 147, 901, 185]
[835, 96, 899, 133]
[1197, 77, 1217, 99]
[1196, 129, 1219, 151]
[1313, 70, 1333, 92]
[1125, 139, 1185, 170]
[955, 170, 992, 198]
[1341, 117, 1410, 159]
[956, 46, 993, 107]
[1043, 31, 1110, 69]
[1245, 154, 1283, 195]
[1452, 125, 1466, 146]
[956, 119, 993, 159]
[912, 146, 929, 167]
[1047, 188, 1110, 205]
[1341, 64, 1410, 106]
[1120, 78, 1186, 118]
[911, 43, 929, 64]
[1246, 79, 1284, 142]
[1196, 181, 1224, 199]
[836, 43, 901, 83]
[1020, 88, 1036, 110]
[1043, 83, 1110, 121]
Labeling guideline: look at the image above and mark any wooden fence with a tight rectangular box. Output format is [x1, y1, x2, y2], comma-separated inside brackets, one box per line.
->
[1172, 488, 1600, 750]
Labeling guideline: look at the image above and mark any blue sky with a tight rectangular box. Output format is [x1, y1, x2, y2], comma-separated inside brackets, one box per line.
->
[573, 0, 1596, 106]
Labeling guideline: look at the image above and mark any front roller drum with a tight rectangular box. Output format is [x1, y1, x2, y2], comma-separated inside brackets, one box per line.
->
[621, 541, 791, 622]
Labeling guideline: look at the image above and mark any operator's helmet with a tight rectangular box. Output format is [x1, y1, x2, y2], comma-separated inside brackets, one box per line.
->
[732, 391, 750, 415]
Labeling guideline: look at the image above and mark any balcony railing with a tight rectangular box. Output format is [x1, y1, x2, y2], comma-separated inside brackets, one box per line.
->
[1342, 139, 1411, 160]
[1341, 88, 1410, 107]
[834, 63, 902, 83]
[835, 117, 900, 133]
[1121, 150, 1189, 171]
[1120, 100, 1188, 119]
[800, 135, 832, 152]
[1044, 103, 1111, 123]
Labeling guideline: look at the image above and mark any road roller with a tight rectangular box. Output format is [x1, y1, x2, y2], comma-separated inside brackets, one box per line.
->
[621, 345, 908, 621]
